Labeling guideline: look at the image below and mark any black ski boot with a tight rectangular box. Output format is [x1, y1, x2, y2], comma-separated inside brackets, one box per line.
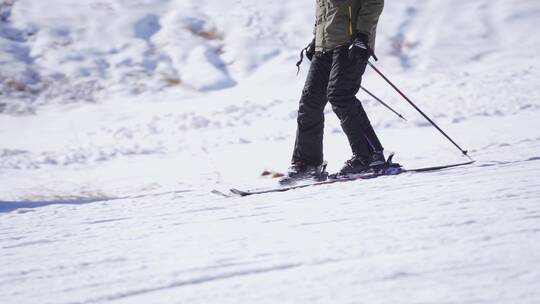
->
[279, 161, 328, 185]
[339, 150, 386, 175]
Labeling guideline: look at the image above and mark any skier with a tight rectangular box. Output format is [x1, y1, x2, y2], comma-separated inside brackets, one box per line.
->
[281, 0, 386, 184]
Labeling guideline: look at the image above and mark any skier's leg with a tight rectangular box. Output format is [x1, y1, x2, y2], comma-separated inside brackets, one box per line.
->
[327, 47, 384, 161]
[291, 53, 332, 166]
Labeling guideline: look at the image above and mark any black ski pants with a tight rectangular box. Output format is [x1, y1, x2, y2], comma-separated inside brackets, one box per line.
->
[292, 46, 383, 166]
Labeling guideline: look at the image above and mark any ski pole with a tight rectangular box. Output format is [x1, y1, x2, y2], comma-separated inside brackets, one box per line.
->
[367, 61, 472, 160]
[360, 86, 407, 121]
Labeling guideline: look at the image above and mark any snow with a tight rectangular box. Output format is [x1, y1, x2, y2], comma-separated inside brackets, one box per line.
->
[1, 0, 540, 303]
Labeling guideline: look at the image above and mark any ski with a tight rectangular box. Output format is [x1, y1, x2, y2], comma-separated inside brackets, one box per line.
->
[224, 160, 475, 197]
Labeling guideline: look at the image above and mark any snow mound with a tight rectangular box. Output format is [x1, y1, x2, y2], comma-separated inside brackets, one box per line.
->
[1, 0, 305, 113]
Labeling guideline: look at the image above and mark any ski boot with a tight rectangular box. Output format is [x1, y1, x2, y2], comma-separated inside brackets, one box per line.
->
[279, 161, 328, 185]
[330, 152, 402, 179]
[338, 150, 386, 176]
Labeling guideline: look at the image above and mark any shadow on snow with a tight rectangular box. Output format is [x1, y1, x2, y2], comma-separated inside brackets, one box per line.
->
[0, 197, 113, 213]
[0, 189, 193, 213]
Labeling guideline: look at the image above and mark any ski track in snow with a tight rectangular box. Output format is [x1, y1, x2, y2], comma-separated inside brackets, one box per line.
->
[1, 0, 540, 303]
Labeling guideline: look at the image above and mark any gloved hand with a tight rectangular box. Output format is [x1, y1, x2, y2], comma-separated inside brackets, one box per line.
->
[306, 38, 316, 61]
[348, 33, 371, 63]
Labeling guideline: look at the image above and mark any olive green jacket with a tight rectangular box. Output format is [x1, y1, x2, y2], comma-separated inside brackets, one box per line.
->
[314, 0, 384, 52]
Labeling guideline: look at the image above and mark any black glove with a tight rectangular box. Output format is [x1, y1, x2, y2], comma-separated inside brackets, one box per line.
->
[306, 38, 316, 61]
[348, 33, 373, 63]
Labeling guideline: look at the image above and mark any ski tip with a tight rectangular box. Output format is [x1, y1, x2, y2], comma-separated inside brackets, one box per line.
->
[407, 160, 476, 173]
[211, 189, 232, 198]
[230, 188, 249, 196]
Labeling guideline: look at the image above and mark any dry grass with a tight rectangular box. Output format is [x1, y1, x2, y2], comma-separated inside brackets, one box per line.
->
[186, 23, 223, 41]
[162, 76, 182, 86]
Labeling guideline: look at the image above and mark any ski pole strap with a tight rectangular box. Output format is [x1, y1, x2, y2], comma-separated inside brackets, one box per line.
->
[296, 46, 308, 75]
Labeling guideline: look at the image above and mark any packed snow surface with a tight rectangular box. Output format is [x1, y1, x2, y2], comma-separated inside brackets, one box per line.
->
[1, 0, 540, 303]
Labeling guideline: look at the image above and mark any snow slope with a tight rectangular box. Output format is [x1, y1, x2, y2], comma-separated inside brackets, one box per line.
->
[1, 0, 540, 303]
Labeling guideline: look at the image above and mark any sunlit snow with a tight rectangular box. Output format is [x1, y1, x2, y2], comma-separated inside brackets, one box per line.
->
[1, 0, 540, 303]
